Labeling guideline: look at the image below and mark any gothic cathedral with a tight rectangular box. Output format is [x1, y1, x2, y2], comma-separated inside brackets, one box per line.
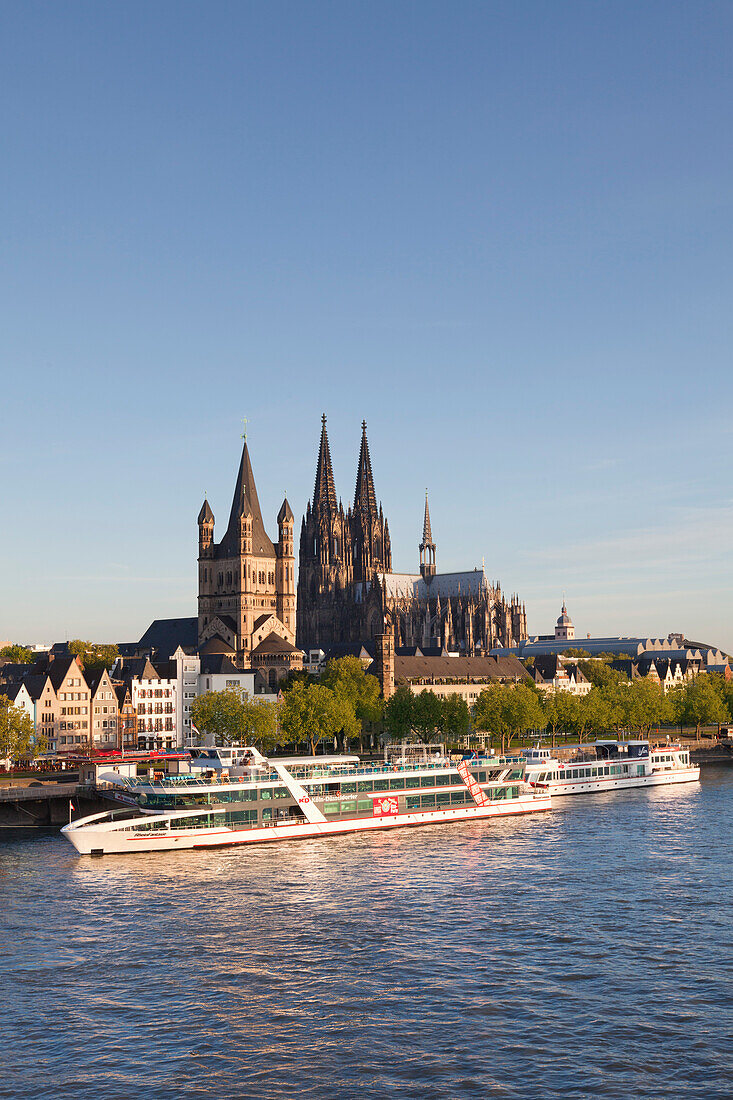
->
[297, 417, 527, 655]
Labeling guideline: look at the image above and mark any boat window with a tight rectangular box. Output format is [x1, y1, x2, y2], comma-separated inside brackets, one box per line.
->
[436, 792, 451, 806]
[357, 798, 372, 812]
[420, 776, 435, 788]
[406, 795, 421, 811]
[341, 782, 357, 794]
[261, 807, 272, 822]
[451, 791, 467, 805]
[274, 786, 289, 799]
[358, 780, 373, 793]
[477, 771, 486, 782]
[493, 788, 506, 800]
[509, 769, 524, 780]
[373, 778, 389, 791]
[389, 778, 405, 791]
[341, 800, 357, 814]
[420, 794, 436, 809]
[260, 788, 272, 800]
[324, 802, 340, 815]
[405, 776, 420, 789]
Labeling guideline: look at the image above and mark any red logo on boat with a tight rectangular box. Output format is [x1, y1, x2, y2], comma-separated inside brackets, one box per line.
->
[373, 796, 399, 817]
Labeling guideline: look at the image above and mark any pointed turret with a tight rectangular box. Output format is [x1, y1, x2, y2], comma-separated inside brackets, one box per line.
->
[198, 498, 214, 525]
[277, 497, 294, 524]
[198, 496, 214, 556]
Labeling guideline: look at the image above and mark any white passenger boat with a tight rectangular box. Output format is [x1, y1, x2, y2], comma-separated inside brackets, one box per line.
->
[61, 747, 551, 855]
[522, 739, 700, 796]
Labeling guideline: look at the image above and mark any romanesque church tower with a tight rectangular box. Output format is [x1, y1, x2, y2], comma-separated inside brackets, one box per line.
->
[197, 438, 296, 664]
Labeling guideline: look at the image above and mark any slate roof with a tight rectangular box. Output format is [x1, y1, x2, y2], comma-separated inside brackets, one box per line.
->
[251, 634, 300, 656]
[137, 617, 198, 655]
[380, 570, 488, 601]
[324, 642, 375, 661]
[200, 654, 242, 676]
[0, 662, 32, 684]
[116, 657, 160, 682]
[199, 636, 236, 655]
[218, 440, 276, 559]
[49, 656, 82, 691]
[24, 674, 51, 702]
[368, 654, 529, 683]
[198, 498, 214, 524]
[277, 497, 294, 523]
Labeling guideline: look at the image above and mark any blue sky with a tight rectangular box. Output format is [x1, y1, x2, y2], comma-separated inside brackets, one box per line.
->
[1, 1, 732, 649]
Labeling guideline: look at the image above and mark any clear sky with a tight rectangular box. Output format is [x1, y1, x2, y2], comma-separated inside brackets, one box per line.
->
[1, 1, 732, 650]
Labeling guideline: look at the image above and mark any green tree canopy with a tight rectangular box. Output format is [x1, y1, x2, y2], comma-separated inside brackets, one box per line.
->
[0, 644, 35, 665]
[69, 640, 120, 672]
[578, 660, 628, 689]
[0, 695, 43, 761]
[411, 690, 444, 742]
[190, 688, 279, 749]
[677, 675, 727, 735]
[473, 682, 544, 753]
[383, 685, 415, 741]
[279, 681, 358, 756]
[320, 656, 383, 747]
[438, 694, 471, 742]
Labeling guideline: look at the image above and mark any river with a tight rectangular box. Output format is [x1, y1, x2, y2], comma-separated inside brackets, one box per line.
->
[2, 768, 732, 1099]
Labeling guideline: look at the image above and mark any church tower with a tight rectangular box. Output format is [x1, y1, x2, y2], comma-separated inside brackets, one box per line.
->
[296, 415, 352, 649]
[419, 491, 436, 581]
[198, 435, 296, 663]
[275, 498, 296, 637]
[351, 420, 391, 584]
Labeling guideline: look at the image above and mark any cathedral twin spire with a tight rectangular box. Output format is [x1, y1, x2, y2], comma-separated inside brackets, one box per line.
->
[353, 419, 379, 518]
[305, 416, 391, 579]
[313, 413, 339, 519]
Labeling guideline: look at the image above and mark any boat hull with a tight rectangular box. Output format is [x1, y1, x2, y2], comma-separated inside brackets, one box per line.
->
[61, 796, 551, 855]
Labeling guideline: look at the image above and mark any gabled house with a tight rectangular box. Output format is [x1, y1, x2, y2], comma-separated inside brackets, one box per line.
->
[87, 668, 119, 750]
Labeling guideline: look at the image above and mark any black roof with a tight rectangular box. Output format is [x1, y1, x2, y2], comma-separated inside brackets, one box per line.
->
[200, 654, 242, 676]
[137, 617, 198, 656]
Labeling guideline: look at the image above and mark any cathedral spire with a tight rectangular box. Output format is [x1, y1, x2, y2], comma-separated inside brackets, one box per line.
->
[353, 420, 378, 516]
[420, 489, 436, 580]
[422, 489, 433, 545]
[313, 413, 338, 518]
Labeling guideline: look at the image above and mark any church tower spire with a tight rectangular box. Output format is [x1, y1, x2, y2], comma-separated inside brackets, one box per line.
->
[354, 420, 378, 518]
[350, 420, 390, 584]
[313, 413, 338, 520]
[420, 490, 436, 581]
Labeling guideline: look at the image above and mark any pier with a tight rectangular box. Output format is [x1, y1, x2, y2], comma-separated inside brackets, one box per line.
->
[0, 778, 109, 828]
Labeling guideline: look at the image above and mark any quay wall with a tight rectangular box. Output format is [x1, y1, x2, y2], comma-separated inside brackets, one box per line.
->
[0, 784, 109, 828]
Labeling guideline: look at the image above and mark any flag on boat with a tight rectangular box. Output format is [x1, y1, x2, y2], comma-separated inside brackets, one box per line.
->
[69, 800, 76, 811]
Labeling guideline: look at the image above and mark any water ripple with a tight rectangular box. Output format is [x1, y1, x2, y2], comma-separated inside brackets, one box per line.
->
[1, 770, 732, 1098]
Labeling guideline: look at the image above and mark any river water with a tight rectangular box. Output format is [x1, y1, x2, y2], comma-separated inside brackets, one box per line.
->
[2, 769, 732, 1099]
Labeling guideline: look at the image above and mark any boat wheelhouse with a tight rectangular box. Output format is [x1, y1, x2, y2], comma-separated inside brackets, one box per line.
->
[523, 739, 700, 796]
[61, 746, 551, 855]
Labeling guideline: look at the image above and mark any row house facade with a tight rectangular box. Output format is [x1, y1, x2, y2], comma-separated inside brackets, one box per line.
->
[112, 657, 178, 751]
